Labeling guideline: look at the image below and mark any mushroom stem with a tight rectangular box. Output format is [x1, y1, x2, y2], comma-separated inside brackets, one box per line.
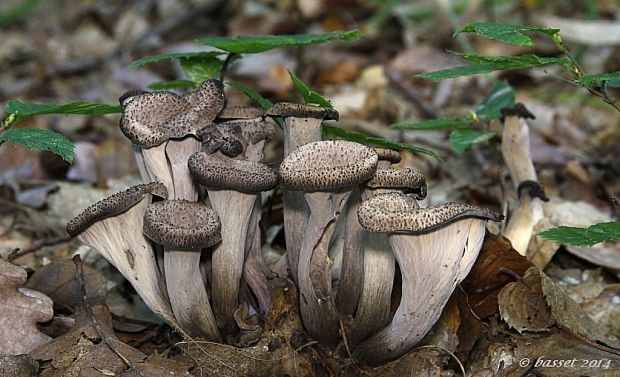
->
[164, 250, 220, 340]
[141, 144, 175, 196]
[501, 115, 544, 255]
[242, 197, 272, 315]
[298, 192, 349, 346]
[334, 189, 365, 316]
[209, 190, 257, 332]
[343, 232, 394, 346]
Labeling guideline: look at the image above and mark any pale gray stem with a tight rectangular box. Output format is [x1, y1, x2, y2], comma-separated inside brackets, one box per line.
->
[282, 117, 323, 282]
[242, 198, 272, 315]
[344, 232, 394, 346]
[164, 249, 220, 340]
[210, 190, 257, 332]
[298, 191, 349, 346]
[335, 189, 365, 316]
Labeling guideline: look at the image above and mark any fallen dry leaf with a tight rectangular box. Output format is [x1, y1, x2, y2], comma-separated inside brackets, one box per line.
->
[31, 303, 185, 376]
[26, 261, 106, 310]
[0, 258, 53, 355]
[499, 267, 620, 350]
[460, 234, 534, 319]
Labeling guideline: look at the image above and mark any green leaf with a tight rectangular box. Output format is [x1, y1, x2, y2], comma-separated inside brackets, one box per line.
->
[5, 100, 121, 122]
[288, 70, 332, 108]
[415, 64, 497, 82]
[227, 81, 273, 109]
[196, 30, 363, 54]
[0, 128, 74, 163]
[474, 80, 515, 120]
[129, 51, 224, 69]
[148, 80, 199, 90]
[179, 54, 230, 83]
[455, 22, 559, 47]
[391, 115, 475, 130]
[576, 71, 620, 88]
[0, 0, 42, 27]
[457, 52, 570, 70]
[538, 221, 620, 247]
[323, 126, 439, 158]
[227, 81, 284, 128]
[448, 128, 496, 154]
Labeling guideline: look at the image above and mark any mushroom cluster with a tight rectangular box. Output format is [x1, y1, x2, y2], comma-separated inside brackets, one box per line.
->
[67, 80, 501, 365]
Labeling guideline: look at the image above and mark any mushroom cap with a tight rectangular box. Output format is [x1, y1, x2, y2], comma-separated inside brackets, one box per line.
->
[218, 119, 276, 144]
[373, 148, 401, 164]
[279, 140, 378, 192]
[197, 119, 275, 157]
[217, 106, 265, 120]
[182, 79, 225, 120]
[119, 91, 190, 147]
[188, 152, 278, 193]
[266, 102, 339, 121]
[358, 192, 502, 233]
[67, 182, 168, 236]
[367, 168, 427, 199]
[118, 89, 150, 106]
[143, 200, 221, 250]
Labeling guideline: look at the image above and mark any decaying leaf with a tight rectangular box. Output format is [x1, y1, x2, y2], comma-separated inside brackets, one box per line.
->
[31, 302, 189, 376]
[498, 267, 556, 333]
[499, 267, 620, 349]
[460, 234, 534, 319]
[0, 258, 53, 355]
[26, 261, 106, 309]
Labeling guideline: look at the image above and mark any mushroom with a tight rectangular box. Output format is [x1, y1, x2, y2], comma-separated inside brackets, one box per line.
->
[501, 110, 547, 256]
[119, 79, 224, 199]
[66, 182, 177, 329]
[352, 192, 502, 365]
[340, 163, 428, 345]
[279, 140, 378, 346]
[335, 148, 406, 316]
[119, 80, 224, 339]
[266, 103, 339, 283]
[143, 199, 222, 340]
[188, 151, 278, 332]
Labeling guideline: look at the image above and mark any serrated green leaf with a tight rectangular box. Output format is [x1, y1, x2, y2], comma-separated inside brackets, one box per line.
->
[0, 128, 74, 163]
[129, 51, 224, 69]
[179, 55, 230, 83]
[323, 126, 439, 158]
[538, 221, 620, 247]
[474, 80, 515, 120]
[588, 221, 620, 240]
[288, 70, 332, 108]
[415, 64, 497, 82]
[576, 71, 620, 88]
[456, 22, 559, 47]
[5, 100, 121, 122]
[391, 115, 475, 130]
[148, 80, 199, 90]
[457, 52, 570, 70]
[448, 128, 496, 154]
[196, 30, 363, 54]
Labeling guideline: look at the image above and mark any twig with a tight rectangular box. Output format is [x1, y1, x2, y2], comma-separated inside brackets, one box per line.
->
[339, 320, 368, 376]
[412, 345, 466, 377]
[73, 255, 138, 373]
[7, 235, 72, 262]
